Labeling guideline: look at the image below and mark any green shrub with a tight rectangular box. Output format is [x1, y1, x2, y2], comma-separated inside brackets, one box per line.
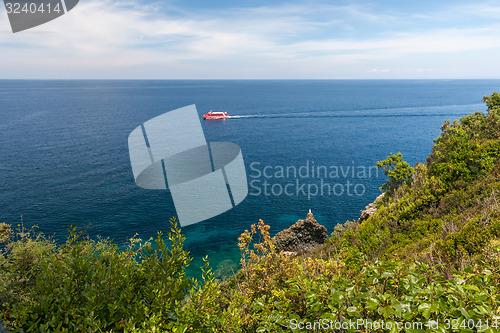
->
[376, 152, 414, 194]
[0, 218, 192, 332]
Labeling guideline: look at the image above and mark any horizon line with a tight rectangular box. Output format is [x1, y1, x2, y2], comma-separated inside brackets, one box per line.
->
[1, 78, 500, 81]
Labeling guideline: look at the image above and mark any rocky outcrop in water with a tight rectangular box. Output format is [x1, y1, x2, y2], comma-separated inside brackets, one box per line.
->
[274, 211, 328, 254]
[358, 193, 384, 222]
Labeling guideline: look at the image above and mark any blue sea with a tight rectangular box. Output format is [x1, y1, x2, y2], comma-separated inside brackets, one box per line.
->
[1, 79, 499, 276]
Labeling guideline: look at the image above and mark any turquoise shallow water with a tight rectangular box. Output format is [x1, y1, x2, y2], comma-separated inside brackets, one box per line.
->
[1, 79, 499, 276]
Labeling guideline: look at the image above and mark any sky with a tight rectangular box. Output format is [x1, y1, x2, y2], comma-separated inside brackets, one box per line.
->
[1, 0, 500, 79]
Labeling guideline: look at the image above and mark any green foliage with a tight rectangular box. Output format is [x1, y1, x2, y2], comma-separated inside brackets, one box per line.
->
[428, 120, 479, 187]
[483, 91, 500, 111]
[330, 93, 500, 271]
[427, 93, 500, 189]
[0, 218, 192, 332]
[376, 152, 414, 194]
[0, 223, 12, 244]
[174, 223, 500, 332]
[485, 107, 500, 139]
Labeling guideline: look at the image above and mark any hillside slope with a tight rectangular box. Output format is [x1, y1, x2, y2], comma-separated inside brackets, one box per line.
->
[173, 92, 500, 332]
[330, 92, 500, 273]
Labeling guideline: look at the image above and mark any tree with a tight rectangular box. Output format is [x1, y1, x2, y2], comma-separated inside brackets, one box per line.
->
[482, 91, 500, 111]
[428, 122, 476, 187]
[376, 152, 414, 193]
[483, 92, 500, 139]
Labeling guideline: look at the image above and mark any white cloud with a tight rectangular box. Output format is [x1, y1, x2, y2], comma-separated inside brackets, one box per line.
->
[369, 69, 391, 73]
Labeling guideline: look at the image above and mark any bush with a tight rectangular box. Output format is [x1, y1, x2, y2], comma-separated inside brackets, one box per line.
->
[0, 218, 192, 332]
[376, 152, 414, 194]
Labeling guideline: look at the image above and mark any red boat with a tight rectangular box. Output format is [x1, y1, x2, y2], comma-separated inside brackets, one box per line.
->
[203, 110, 229, 120]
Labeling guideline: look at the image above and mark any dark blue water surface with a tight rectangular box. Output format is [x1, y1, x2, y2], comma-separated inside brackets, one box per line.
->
[1, 79, 499, 275]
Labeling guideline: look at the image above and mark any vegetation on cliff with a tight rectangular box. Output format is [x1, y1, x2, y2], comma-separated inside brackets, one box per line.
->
[333, 92, 500, 273]
[1, 92, 500, 332]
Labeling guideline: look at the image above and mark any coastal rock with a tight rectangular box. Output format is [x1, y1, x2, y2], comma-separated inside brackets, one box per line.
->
[358, 193, 384, 222]
[275, 211, 328, 253]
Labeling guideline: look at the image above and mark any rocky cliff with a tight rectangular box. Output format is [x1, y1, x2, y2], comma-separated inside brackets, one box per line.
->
[358, 193, 384, 222]
[274, 210, 328, 254]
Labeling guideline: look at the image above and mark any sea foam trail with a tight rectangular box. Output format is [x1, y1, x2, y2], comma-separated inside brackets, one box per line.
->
[228, 112, 313, 119]
[226, 103, 482, 120]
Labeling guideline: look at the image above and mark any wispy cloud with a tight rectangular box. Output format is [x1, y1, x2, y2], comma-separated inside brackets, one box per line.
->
[1, 0, 500, 78]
